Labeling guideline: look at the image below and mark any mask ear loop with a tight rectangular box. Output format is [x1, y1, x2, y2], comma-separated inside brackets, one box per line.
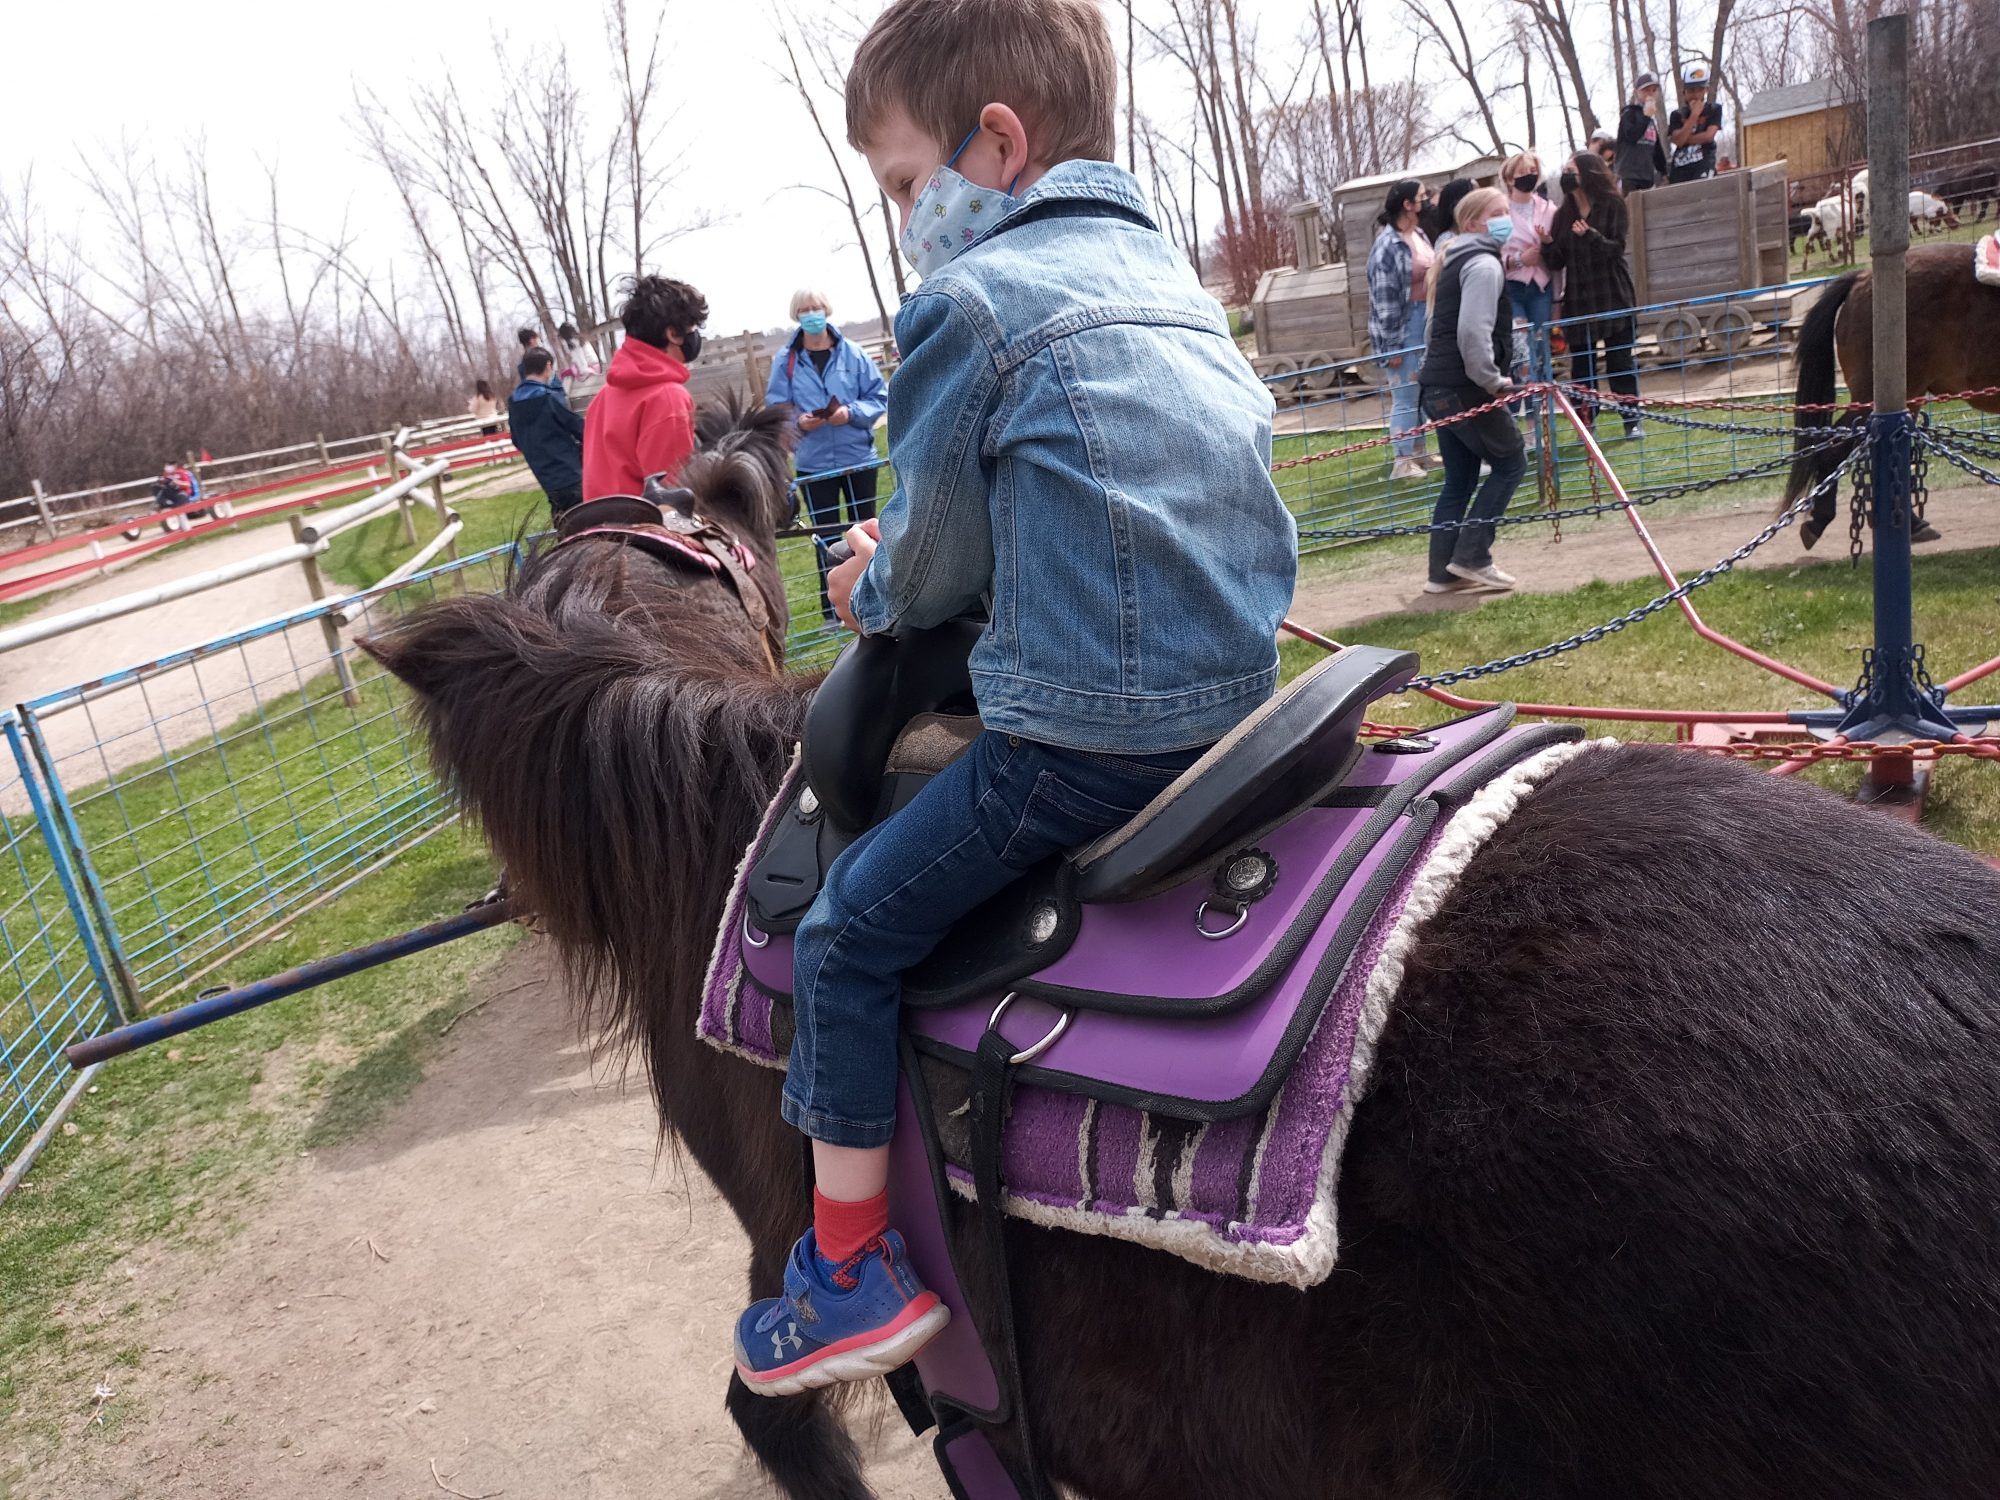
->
[949, 125, 1025, 198]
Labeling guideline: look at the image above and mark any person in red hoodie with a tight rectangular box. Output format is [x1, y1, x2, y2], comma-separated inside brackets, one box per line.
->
[583, 275, 708, 498]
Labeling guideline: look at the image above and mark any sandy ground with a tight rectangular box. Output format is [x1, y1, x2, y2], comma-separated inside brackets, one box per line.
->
[1287, 482, 2000, 633]
[15, 943, 940, 1500]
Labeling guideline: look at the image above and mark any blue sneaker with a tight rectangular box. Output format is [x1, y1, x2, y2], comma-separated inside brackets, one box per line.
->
[734, 1228, 949, 1397]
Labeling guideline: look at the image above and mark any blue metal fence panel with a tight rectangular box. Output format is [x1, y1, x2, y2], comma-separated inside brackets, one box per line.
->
[14, 545, 518, 1011]
[0, 711, 123, 1181]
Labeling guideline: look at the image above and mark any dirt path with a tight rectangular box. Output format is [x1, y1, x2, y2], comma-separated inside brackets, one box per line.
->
[19, 943, 940, 1500]
[1287, 482, 2000, 633]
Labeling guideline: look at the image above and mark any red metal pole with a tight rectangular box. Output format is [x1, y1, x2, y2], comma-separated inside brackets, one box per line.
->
[1548, 390, 1843, 699]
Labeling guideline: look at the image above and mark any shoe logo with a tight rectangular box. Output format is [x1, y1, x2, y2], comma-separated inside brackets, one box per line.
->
[771, 1323, 803, 1359]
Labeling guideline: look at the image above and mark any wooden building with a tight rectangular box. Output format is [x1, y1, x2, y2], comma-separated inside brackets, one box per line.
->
[1741, 79, 1862, 179]
[1248, 156, 1507, 378]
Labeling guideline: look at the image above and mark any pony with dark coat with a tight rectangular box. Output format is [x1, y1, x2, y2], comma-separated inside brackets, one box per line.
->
[367, 395, 2000, 1500]
[1783, 242, 2000, 547]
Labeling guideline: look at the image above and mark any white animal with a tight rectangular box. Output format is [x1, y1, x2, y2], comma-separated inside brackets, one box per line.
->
[1851, 167, 1871, 226]
[1909, 190, 1961, 232]
[1800, 195, 1853, 263]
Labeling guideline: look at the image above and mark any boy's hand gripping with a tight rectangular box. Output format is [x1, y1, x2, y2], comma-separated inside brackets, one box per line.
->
[826, 520, 881, 634]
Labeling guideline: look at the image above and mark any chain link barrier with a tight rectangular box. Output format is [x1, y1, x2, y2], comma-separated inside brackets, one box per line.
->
[1405, 449, 1867, 690]
[1296, 431, 1857, 544]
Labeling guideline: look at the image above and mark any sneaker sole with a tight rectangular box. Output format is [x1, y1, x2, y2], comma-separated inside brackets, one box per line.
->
[735, 1298, 950, 1399]
[1446, 568, 1517, 591]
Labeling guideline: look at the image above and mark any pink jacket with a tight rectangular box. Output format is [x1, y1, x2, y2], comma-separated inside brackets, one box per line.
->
[1502, 195, 1558, 292]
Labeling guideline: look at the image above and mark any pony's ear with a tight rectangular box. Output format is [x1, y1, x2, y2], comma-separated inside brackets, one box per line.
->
[357, 599, 506, 705]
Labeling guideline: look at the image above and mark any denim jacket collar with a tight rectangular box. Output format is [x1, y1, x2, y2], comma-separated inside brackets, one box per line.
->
[983, 160, 1158, 242]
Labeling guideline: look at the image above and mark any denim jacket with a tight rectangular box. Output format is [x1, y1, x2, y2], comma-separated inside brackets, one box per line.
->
[850, 161, 1297, 754]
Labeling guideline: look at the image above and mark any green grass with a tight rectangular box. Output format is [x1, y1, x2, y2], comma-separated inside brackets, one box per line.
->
[322, 481, 546, 592]
[1280, 542, 2000, 853]
[0, 825, 514, 1461]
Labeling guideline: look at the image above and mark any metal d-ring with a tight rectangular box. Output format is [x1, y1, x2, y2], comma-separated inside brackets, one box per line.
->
[742, 913, 771, 949]
[1194, 900, 1249, 940]
[987, 991, 1071, 1065]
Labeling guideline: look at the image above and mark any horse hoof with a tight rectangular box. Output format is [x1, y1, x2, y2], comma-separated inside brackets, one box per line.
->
[1800, 519, 1825, 550]
[1913, 521, 1942, 544]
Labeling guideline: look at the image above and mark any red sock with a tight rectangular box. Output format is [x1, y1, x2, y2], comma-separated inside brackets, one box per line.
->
[813, 1187, 890, 1263]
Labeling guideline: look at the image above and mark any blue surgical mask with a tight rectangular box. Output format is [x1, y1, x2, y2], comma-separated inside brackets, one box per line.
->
[799, 311, 829, 336]
[900, 128, 1020, 280]
[1486, 216, 1514, 244]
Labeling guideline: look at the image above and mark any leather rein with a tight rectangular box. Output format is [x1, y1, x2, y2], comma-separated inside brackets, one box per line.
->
[552, 493, 783, 671]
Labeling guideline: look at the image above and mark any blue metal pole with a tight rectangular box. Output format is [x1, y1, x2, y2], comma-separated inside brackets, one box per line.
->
[64, 899, 518, 1068]
[1835, 15, 1958, 746]
[4, 717, 124, 1028]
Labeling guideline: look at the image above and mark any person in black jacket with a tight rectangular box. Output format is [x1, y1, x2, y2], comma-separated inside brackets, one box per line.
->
[508, 348, 586, 516]
[1417, 187, 1526, 595]
[1615, 72, 1668, 194]
[1539, 152, 1645, 440]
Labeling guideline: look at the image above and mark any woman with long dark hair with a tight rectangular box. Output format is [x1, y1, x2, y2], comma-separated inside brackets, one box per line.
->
[1365, 179, 1437, 481]
[1539, 151, 1644, 440]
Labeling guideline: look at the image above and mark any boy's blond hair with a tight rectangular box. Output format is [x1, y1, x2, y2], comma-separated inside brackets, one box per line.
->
[846, 0, 1117, 166]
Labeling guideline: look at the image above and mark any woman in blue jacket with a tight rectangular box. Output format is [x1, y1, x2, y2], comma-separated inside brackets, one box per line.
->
[765, 290, 889, 621]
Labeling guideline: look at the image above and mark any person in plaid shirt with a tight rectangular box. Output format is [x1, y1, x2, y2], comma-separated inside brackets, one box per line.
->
[1366, 179, 1437, 481]
[1539, 151, 1644, 440]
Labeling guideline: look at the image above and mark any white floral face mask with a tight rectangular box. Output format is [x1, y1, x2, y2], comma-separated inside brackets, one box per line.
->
[900, 128, 1021, 280]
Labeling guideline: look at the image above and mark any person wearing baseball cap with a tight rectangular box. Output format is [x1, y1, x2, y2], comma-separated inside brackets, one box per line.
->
[1615, 72, 1668, 194]
[1669, 62, 1724, 183]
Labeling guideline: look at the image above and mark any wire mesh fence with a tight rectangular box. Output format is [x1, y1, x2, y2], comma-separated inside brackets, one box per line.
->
[0, 542, 521, 1191]
[0, 712, 124, 1186]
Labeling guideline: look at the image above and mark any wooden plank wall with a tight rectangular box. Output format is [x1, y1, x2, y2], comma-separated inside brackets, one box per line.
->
[1629, 171, 1778, 304]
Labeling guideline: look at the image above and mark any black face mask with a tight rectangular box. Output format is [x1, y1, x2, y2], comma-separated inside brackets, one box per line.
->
[1513, 174, 1540, 193]
[1559, 171, 1581, 195]
[680, 328, 704, 363]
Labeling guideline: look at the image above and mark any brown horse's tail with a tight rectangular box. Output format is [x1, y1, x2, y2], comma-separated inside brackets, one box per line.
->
[1782, 273, 1862, 510]
[361, 584, 813, 1091]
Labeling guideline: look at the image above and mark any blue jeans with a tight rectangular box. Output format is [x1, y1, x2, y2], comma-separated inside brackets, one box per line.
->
[783, 730, 1200, 1147]
[1387, 301, 1428, 459]
[1506, 280, 1554, 381]
[1421, 386, 1528, 585]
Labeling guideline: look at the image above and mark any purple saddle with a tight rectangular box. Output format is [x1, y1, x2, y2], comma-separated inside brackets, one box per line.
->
[699, 630, 1580, 1498]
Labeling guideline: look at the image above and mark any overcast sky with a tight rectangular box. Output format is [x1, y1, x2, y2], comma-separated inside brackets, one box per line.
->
[15, 0, 1557, 338]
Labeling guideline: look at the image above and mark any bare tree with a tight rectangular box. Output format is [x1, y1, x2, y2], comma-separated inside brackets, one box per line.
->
[1509, 0, 1602, 136]
[771, 6, 894, 332]
[1402, 0, 1513, 156]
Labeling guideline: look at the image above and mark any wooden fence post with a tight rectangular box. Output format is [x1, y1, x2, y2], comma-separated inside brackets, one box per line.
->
[384, 428, 418, 545]
[316, 432, 331, 467]
[29, 480, 55, 541]
[291, 512, 361, 707]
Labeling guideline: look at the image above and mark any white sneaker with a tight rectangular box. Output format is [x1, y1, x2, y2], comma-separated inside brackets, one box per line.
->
[1390, 457, 1426, 481]
[1416, 453, 1445, 471]
[1447, 561, 1518, 591]
[1422, 577, 1477, 594]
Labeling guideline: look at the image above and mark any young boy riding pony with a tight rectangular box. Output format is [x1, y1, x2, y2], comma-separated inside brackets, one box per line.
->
[734, 0, 1299, 1395]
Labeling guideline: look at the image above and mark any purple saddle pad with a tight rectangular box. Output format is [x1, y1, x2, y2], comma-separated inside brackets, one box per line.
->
[700, 707, 1588, 1288]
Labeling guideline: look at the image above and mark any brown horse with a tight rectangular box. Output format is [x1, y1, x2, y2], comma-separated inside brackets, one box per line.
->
[366, 395, 2000, 1499]
[1785, 242, 2000, 546]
